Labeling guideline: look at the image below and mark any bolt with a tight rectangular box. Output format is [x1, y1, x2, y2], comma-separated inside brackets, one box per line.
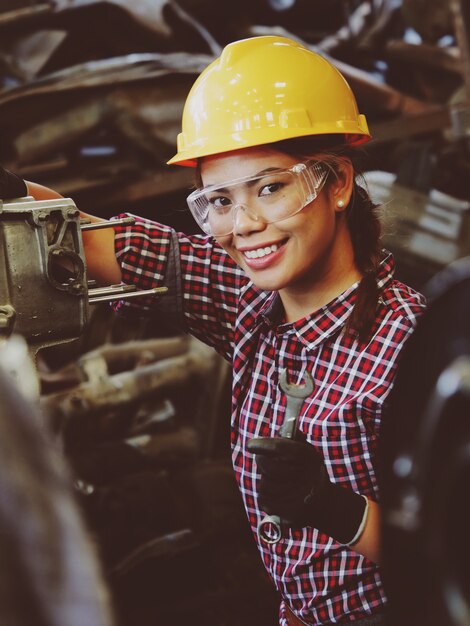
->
[69, 282, 84, 295]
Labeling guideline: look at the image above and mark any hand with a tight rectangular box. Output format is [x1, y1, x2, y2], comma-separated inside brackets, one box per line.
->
[0, 166, 27, 199]
[247, 436, 368, 545]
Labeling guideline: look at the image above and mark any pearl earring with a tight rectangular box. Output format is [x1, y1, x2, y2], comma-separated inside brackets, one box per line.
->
[336, 199, 345, 208]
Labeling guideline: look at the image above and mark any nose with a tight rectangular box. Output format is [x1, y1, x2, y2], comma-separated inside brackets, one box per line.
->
[232, 204, 266, 235]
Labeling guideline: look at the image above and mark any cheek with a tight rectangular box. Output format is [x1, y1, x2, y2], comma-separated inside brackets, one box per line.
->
[298, 202, 336, 237]
[214, 234, 232, 250]
[275, 210, 329, 241]
[214, 235, 240, 261]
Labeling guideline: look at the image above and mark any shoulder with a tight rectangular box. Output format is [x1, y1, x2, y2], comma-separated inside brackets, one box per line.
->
[379, 279, 427, 329]
[375, 250, 427, 329]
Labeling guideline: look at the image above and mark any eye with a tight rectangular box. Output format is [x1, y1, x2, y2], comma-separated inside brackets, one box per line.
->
[259, 182, 284, 197]
[208, 195, 232, 212]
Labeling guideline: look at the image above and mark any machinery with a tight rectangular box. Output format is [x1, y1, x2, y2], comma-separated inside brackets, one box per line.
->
[0, 195, 165, 355]
[381, 257, 470, 626]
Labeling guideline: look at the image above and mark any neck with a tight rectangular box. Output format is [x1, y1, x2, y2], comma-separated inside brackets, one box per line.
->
[280, 229, 362, 323]
[281, 266, 362, 323]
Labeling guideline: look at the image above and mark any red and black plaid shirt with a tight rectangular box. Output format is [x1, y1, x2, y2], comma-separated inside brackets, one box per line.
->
[114, 215, 426, 625]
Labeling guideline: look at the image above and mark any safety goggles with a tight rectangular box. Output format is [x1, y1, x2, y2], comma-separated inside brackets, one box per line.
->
[186, 161, 329, 237]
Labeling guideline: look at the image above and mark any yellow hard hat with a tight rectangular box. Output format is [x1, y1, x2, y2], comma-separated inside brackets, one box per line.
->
[168, 35, 371, 167]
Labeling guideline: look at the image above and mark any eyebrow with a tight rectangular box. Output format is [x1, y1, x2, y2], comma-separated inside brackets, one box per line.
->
[207, 167, 283, 193]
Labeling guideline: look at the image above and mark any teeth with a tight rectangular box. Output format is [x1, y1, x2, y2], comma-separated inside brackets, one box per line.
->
[244, 243, 279, 259]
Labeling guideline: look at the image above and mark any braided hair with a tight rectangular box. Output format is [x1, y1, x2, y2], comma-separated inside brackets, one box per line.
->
[344, 179, 382, 342]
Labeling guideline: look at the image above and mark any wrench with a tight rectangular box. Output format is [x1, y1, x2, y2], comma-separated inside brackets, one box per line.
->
[255, 368, 314, 544]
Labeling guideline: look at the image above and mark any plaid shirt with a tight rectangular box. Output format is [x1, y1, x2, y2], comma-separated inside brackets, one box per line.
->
[114, 215, 426, 625]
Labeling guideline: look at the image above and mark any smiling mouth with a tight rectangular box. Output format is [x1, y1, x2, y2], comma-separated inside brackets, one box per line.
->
[242, 241, 285, 259]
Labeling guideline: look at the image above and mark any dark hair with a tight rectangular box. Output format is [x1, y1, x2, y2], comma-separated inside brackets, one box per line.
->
[195, 134, 382, 343]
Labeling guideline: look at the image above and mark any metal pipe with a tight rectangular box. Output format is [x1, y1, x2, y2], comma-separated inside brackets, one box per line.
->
[88, 284, 136, 297]
[80, 337, 189, 373]
[88, 286, 167, 304]
[80, 217, 135, 231]
[0, 4, 51, 25]
[42, 347, 214, 420]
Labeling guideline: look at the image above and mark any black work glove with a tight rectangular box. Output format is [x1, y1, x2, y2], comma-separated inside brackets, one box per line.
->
[0, 167, 27, 199]
[247, 437, 368, 545]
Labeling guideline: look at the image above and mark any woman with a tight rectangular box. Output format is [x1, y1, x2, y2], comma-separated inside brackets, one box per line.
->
[10, 36, 425, 625]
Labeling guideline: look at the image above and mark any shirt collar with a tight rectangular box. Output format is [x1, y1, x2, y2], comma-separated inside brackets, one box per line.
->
[255, 250, 395, 349]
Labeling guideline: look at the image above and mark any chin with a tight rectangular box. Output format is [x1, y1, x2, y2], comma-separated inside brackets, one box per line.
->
[246, 271, 288, 292]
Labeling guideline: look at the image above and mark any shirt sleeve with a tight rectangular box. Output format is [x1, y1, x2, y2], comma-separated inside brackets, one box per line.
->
[112, 214, 247, 360]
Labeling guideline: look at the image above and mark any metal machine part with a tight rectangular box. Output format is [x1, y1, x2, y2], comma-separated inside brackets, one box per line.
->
[381, 257, 470, 626]
[0, 196, 166, 355]
[0, 347, 114, 626]
[449, 0, 470, 142]
[0, 333, 40, 400]
[364, 170, 470, 288]
[41, 335, 217, 434]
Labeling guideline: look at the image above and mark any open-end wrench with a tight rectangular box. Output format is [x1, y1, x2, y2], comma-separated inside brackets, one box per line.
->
[253, 368, 314, 544]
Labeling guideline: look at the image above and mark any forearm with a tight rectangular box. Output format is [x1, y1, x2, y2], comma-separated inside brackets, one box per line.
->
[25, 181, 121, 285]
[80, 211, 121, 285]
[350, 498, 381, 564]
[25, 180, 63, 201]
[312, 484, 382, 564]
[312, 483, 382, 564]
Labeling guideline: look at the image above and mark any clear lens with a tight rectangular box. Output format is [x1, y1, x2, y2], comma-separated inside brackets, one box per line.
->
[187, 161, 328, 236]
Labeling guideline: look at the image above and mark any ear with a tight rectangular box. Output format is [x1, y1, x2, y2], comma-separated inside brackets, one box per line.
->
[327, 158, 354, 213]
